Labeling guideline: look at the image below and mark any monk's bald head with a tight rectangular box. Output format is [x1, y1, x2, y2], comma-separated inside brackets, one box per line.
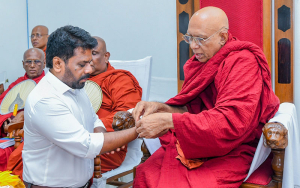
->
[31, 25, 49, 50]
[190, 7, 228, 32]
[90, 36, 110, 76]
[187, 6, 229, 62]
[23, 48, 45, 79]
[23, 48, 45, 61]
[93, 36, 107, 53]
[32, 25, 48, 34]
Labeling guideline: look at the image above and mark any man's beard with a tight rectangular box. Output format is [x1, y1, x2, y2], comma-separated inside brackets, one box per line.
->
[62, 66, 90, 89]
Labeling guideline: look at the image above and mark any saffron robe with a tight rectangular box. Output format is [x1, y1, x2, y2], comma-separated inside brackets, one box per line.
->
[2, 72, 45, 178]
[89, 63, 142, 173]
[133, 34, 280, 188]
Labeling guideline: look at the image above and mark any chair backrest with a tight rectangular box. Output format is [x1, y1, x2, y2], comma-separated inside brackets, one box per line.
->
[110, 56, 152, 101]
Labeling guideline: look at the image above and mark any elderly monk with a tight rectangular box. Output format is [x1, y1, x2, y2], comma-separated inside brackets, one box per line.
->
[89, 37, 142, 173]
[31, 25, 49, 55]
[132, 7, 280, 187]
[0, 48, 45, 172]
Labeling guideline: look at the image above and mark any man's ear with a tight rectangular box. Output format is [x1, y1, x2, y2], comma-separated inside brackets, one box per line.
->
[52, 57, 65, 74]
[219, 32, 228, 46]
[42, 60, 46, 69]
[104, 52, 110, 64]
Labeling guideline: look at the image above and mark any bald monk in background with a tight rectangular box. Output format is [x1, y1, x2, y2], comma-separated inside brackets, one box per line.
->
[0, 48, 45, 173]
[90, 37, 142, 173]
[31, 25, 49, 55]
[133, 7, 279, 187]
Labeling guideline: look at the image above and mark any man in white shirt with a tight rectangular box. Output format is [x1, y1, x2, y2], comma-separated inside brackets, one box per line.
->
[23, 25, 138, 188]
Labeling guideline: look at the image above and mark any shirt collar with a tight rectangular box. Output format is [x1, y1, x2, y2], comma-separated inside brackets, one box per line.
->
[46, 71, 75, 95]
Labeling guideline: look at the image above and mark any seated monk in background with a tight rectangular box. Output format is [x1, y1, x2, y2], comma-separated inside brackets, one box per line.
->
[0, 48, 45, 176]
[132, 7, 280, 187]
[0, 48, 46, 138]
[31, 25, 49, 55]
[89, 36, 142, 173]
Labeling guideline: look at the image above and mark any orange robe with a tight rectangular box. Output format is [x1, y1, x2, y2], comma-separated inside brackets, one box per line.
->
[89, 62, 142, 173]
[3, 72, 45, 179]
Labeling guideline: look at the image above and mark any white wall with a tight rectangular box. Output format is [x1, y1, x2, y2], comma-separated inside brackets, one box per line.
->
[294, 0, 300, 120]
[0, 0, 28, 89]
[27, 0, 177, 102]
[0, 0, 177, 102]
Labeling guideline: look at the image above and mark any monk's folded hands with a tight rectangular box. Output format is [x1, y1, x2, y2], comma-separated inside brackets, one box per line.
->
[136, 113, 173, 138]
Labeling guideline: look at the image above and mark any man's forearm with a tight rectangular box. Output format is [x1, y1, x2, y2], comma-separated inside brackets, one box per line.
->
[157, 102, 188, 114]
[100, 127, 138, 154]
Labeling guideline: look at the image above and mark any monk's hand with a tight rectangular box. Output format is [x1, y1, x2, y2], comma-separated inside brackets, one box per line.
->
[106, 145, 126, 155]
[132, 101, 163, 122]
[136, 113, 173, 138]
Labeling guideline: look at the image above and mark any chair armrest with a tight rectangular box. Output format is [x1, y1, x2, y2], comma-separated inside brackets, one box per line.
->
[3, 121, 24, 148]
[262, 122, 288, 149]
[112, 111, 135, 131]
[4, 121, 24, 134]
[263, 122, 288, 188]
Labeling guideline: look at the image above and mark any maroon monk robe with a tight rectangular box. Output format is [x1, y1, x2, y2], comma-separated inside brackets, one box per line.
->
[133, 33, 279, 188]
[0, 71, 45, 138]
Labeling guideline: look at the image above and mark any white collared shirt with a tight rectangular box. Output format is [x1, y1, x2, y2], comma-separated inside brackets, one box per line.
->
[23, 72, 105, 187]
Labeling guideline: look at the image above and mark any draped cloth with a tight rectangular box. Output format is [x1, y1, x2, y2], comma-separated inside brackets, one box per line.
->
[1, 72, 45, 179]
[89, 63, 142, 173]
[133, 34, 279, 187]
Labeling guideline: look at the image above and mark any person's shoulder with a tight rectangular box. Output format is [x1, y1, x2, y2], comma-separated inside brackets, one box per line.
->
[108, 69, 136, 82]
[26, 77, 56, 107]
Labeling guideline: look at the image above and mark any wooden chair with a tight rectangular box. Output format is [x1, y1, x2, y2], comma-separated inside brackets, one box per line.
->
[4, 121, 24, 149]
[240, 122, 287, 188]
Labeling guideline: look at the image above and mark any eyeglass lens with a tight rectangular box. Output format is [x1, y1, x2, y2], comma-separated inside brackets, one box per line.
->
[25, 60, 42, 65]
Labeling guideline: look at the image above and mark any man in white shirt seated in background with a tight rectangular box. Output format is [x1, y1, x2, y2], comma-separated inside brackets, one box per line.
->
[22, 25, 138, 188]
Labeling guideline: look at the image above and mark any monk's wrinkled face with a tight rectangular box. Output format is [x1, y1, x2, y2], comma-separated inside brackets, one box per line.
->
[31, 26, 48, 50]
[23, 49, 45, 79]
[61, 47, 93, 89]
[187, 21, 225, 63]
[91, 39, 110, 76]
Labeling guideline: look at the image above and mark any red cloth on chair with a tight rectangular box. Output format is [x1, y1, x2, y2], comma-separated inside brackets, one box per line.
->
[0, 146, 14, 171]
[199, 0, 263, 49]
[244, 155, 273, 185]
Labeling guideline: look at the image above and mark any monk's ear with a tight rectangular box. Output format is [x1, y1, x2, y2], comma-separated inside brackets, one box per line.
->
[104, 52, 110, 64]
[52, 57, 65, 74]
[219, 31, 228, 46]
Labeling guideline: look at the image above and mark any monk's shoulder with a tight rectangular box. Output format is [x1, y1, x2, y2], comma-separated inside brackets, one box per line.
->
[223, 49, 258, 70]
[108, 70, 135, 84]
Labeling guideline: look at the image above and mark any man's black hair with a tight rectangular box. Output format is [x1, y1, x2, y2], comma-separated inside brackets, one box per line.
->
[46, 25, 97, 68]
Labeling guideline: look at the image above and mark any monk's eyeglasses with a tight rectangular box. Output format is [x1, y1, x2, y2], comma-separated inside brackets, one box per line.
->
[30, 33, 48, 39]
[183, 27, 228, 46]
[23, 60, 42, 66]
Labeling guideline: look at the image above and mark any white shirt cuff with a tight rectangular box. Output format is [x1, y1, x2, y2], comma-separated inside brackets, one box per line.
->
[85, 132, 104, 158]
